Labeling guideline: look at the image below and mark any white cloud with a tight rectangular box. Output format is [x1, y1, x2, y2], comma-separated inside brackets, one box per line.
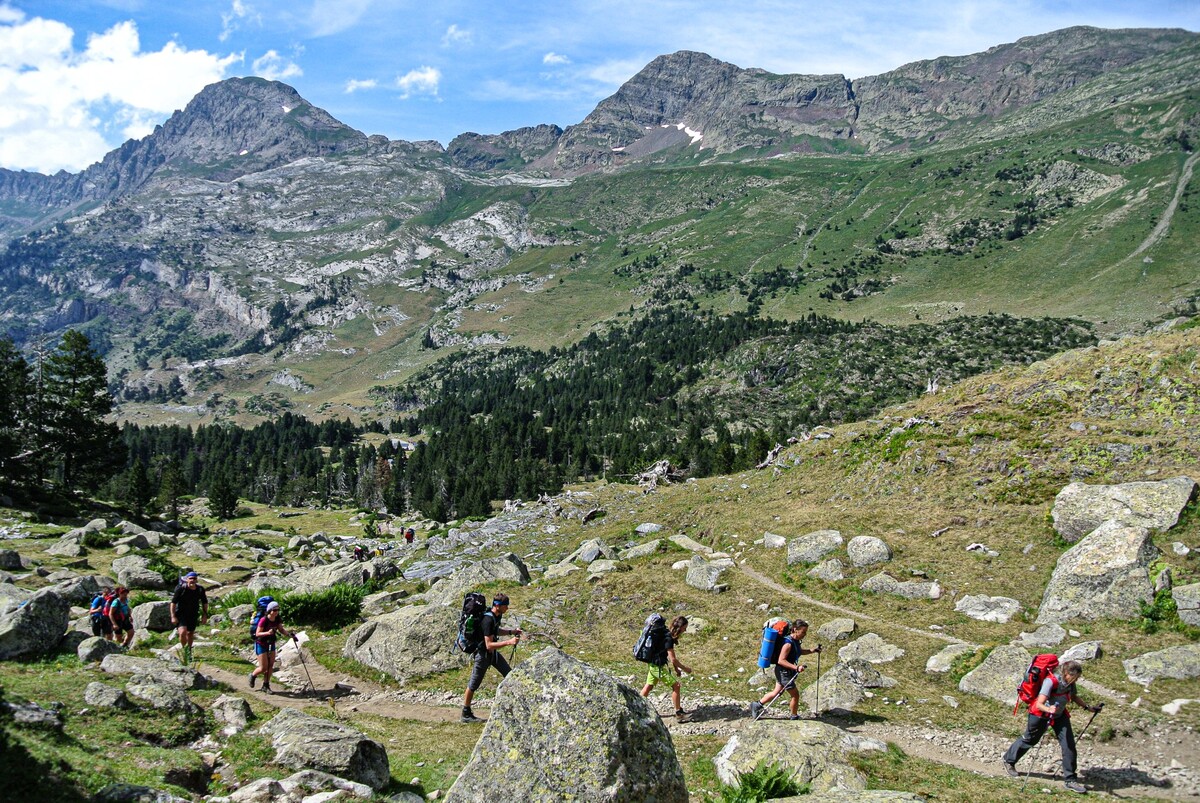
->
[543, 51, 570, 65]
[308, 0, 374, 37]
[220, 0, 261, 42]
[252, 49, 303, 81]
[395, 66, 440, 99]
[441, 24, 471, 47]
[0, 13, 239, 173]
[585, 58, 645, 88]
[344, 78, 378, 93]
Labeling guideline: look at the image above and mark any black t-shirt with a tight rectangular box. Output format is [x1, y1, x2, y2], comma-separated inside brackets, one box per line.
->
[172, 584, 208, 619]
[653, 631, 676, 666]
[482, 611, 502, 649]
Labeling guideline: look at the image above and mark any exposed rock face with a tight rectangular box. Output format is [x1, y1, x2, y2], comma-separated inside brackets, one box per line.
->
[802, 659, 893, 714]
[423, 553, 531, 606]
[787, 530, 844, 565]
[1051, 476, 1196, 543]
[342, 600, 460, 682]
[126, 678, 202, 715]
[958, 644, 1031, 706]
[0, 588, 70, 659]
[1123, 644, 1200, 686]
[1036, 519, 1157, 624]
[447, 647, 687, 803]
[1172, 583, 1200, 626]
[448, 124, 563, 171]
[564, 539, 618, 564]
[713, 720, 885, 792]
[685, 556, 729, 592]
[619, 539, 663, 560]
[808, 559, 845, 582]
[926, 643, 976, 674]
[846, 536, 892, 567]
[252, 556, 402, 596]
[955, 595, 1023, 623]
[259, 708, 390, 790]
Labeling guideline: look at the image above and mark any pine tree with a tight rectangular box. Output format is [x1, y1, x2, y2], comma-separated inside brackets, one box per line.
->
[158, 457, 187, 520]
[0, 336, 31, 482]
[40, 330, 124, 491]
[126, 459, 153, 518]
[208, 470, 239, 520]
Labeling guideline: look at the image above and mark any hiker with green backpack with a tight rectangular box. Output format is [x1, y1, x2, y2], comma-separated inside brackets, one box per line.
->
[636, 614, 694, 722]
[460, 593, 523, 723]
[750, 618, 820, 720]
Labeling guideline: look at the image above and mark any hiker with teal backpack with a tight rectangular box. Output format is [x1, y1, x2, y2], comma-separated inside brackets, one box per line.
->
[750, 618, 820, 720]
[171, 571, 208, 665]
[638, 615, 694, 722]
[1002, 658, 1100, 794]
[460, 593, 523, 723]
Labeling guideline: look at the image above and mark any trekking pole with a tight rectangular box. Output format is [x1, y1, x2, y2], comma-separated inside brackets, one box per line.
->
[813, 645, 822, 718]
[293, 635, 316, 694]
[1020, 715, 1052, 792]
[1076, 703, 1104, 741]
[754, 671, 800, 721]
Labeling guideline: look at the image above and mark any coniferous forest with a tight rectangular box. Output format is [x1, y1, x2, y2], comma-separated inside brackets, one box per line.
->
[0, 309, 1095, 520]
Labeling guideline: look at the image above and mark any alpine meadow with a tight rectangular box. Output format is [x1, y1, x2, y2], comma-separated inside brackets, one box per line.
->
[1, 22, 1199, 803]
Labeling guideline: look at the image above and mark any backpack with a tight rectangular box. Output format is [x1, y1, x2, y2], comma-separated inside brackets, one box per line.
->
[90, 594, 107, 621]
[100, 593, 116, 619]
[250, 596, 275, 640]
[455, 592, 489, 654]
[757, 618, 790, 668]
[633, 613, 669, 665]
[1015, 653, 1060, 714]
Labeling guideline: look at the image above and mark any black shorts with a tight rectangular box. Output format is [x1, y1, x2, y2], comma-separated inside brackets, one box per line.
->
[177, 614, 199, 632]
[114, 618, 133, 634]
[774, 664, 798, 689]
[91, 617, 113, 637]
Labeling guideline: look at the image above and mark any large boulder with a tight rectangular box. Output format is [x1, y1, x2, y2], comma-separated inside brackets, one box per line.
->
[1036, 520, 1157, 624]
[846, 536, 892, 568]
[816, 618, 857, 642]
[807, 559, 845, 582]
[1123, 644, 1200, 686]
[837, 633, 904, 664]
[564, 539, 618, 564]
[861, 573, 941, 600]
[955, 595, 1023, 623]
[713, 720, 885, 792]
[1051, 476, 1196, 543]
[787, 530, 843, 565]
[259, 708, 390, 790]
[801, 659, 893, 714]
[925, 643, 975, 674]
[285, 556, 404, 596]
[125, 678, 202, 716]
[0, 549, 24, 570]
[49, 574, 112, 607]
[212, 694, 253, 736]
[78, 636, 124, 663]
[958, 644, 1031, 706]
[84, 682, 130, 709]
[100, 654, 211, 690]
[0, 588, 70, 659]
[1172, 583, 1200, 627]
[132, 601, 174, 633]
[424, 553, 531, 605]
[447, 647, 687, 803]
[685, 556, 729, 592]
[119, 567, 167, 590]
[342, 601, 460, 682]
[111, 555, 151, 574]
[0, 582, 31, 615]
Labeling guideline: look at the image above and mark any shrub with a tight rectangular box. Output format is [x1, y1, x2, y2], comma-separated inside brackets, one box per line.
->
[81, 530, 116, 549]
[719, 761, 806, 802]
[141, 553, 182, 587]
[216, 584, 365, 629]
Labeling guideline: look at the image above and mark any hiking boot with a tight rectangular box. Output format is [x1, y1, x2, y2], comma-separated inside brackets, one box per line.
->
[248, 671, 256, 689]
[749, 701, 764, 719]
[1064, 781, 1087, 794]
[261, 683, 272, 694]
[1002, 761, 1019, 778]
[675, 709, 689, 722]
[460, 707, 481, 723]
[788, 714, 801, 720]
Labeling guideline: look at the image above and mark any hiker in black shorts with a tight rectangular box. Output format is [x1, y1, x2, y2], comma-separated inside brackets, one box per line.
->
[171, 571, 208, 666]
[461, 593, 523, 722]
[750, 619, 820, 720]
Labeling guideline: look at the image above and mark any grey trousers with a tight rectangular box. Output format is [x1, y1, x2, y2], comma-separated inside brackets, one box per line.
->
[1004, 713, 1078, 781]
[467, 648, 511, 691]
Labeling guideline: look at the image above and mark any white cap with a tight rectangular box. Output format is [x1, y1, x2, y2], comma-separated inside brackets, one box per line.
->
[266, 601, 280, 611]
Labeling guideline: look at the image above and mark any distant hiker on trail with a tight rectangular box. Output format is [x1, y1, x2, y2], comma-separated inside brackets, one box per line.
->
[108, 586, 135, 647]
[249, 601, 296, 694]
[750, 619, 820, 720]
[1002, 659, 1099, 794]
[461, 593, 523, 723]
[353, 544, 366, 561]
[89, 588, 115, 641]
[405, 527, 415, 544]
[640, 615, 694, 722]
[171, 571, 208, 666]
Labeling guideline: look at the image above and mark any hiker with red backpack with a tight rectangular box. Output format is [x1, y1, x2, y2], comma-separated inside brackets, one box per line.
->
[89, 588, 116, 641]
[460, 593, 523, 723]
[638, 615, 694, 722]
[1003, 657, 1100, 794]
[750, 618, 821, 720]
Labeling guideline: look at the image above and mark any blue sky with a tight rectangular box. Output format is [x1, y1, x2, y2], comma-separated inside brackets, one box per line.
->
[2, 1, 1198, 173]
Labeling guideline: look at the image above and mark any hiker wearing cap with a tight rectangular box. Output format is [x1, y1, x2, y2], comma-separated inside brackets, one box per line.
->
[640, 615, 694, 722]
[249, 601, 294, 693]
[460, 593, 523, 722]
[750, 619, 820, 720]
[109, 586, 135, 647]
[171, 571, 208, 665]
[1002, 659, 1099, 794]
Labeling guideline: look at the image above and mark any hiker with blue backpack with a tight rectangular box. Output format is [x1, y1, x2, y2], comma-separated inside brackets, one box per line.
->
[89, 587, 115, 641]
[460, 592, 523, 723]
[249, 600, 296, 693]
[1002, 658, 1100, 794]
[636, 614, 694, 722]
[750, 618, 820, 720]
